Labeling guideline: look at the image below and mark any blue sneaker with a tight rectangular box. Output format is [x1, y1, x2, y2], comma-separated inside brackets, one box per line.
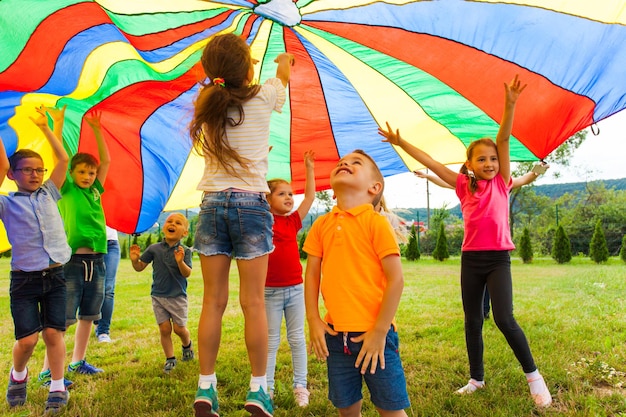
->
[44, 390, 69, 415]
[194, 385, 219, 417]
[67, 360, 103, 375]
[244, 386, 273, 417]
[38, 370, 74, 390]
[6, 369, 27, 407]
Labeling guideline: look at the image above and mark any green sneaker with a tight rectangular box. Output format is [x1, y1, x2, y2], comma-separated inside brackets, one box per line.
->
[38, 370, 74, 390]
[194, 385, 219, 417]
[244, 386, 273, 417]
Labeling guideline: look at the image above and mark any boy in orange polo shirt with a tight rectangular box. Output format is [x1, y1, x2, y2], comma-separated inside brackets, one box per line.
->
[303, 150, 409, 417]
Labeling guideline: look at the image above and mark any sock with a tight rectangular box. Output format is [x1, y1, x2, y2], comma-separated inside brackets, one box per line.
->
[167, 356, 176, 360]
[70, 360, 82, 367]
[199, 373, 217, 390]
[250, 375, 267, 393]
[526, 370, 545, 394]
[11, 368, 27, 381]
[50, 378, 65, 392]
[183, 342, 192, 349]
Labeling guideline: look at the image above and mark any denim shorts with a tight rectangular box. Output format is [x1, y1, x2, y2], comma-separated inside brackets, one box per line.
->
[64, 254, 105, 325]
[326, 326, 410, 411]
[193, 190, 274, 260]
[10, 266, 67, 340]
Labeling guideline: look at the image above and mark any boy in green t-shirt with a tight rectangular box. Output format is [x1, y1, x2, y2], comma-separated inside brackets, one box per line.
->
[56, 111, 110, 376]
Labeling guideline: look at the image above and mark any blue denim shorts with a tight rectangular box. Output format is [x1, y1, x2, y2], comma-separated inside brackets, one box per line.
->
[325, 326, 410, 411]
[10, 266, 67, 340]
[193, 190, 274, 260]
[64, 254, 105, 325]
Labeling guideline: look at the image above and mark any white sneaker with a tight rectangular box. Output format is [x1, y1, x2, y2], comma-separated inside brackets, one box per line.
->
[456, 379, 484, 394]
[528, 375, 552, 407]
[97, 334, 112, 343]
[293, 385, 310, 407]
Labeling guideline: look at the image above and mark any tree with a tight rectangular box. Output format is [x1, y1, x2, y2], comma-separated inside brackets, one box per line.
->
[145, 233, 153, 248]
[184, 233, 193, 248]
[298, 231, 307, 260]
[620, 234, 626, 263]
[518, 227, 533, 263]
[405, 224, 420, 261]
[552, 225, 572, 264]
[589, 219, 609, 263]
[509, 130, 587, 238]
[432, 222, 449, 261]
[315, 190, 334, 213]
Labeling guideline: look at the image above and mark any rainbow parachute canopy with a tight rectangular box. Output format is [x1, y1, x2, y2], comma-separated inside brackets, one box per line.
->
[1, 0, 625, 241]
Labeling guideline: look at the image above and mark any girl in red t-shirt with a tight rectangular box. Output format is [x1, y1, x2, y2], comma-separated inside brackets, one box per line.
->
[265, 151, 315, 406]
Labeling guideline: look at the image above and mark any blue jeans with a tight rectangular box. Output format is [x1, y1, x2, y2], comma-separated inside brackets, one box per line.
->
[96, 239, 120, 336]
[264, 283, 307, 392]
[193, 190, 273, 259]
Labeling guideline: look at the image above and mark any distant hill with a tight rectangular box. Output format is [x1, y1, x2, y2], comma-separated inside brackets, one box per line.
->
[393, 177, 626, 225]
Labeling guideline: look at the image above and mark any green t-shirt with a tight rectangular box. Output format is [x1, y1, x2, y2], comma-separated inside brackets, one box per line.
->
[58, 178, 107, 254]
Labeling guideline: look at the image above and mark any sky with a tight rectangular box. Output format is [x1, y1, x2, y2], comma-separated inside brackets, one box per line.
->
[384, 110, 626, 209]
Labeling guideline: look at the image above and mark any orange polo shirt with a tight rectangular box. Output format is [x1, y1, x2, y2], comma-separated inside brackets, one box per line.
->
[304, 203, 399, 332]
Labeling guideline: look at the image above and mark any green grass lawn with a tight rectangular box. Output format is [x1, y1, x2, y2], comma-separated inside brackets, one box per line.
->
[0, 256, 625, 416]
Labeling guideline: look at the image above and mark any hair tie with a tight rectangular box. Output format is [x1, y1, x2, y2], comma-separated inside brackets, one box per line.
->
[212, 77, 226, 88]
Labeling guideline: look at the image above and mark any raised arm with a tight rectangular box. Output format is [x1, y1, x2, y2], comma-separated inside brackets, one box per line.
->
[129, 244, 148, 272]
[511, 162, 549, 188]
[296, 150, 316, 220]
[414, 170, 454, 190]
[0, 135, 9, 187]
[496, 75, 526, 184]
[30, 106, 69, 190]
[379, 122, 458, 187]
[85, 111, 111, 185]
[274, 52, 294, 87]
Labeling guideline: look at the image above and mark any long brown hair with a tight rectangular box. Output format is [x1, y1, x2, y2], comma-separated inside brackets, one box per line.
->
[189, 33, 262, 177]
[459, 138, 497, 193]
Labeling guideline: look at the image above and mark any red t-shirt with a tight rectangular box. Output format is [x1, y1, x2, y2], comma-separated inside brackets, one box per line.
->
[266, 211, 303, 287]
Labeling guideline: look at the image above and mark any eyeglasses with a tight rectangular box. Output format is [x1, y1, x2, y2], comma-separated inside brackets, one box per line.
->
[14, 167, 48, 175]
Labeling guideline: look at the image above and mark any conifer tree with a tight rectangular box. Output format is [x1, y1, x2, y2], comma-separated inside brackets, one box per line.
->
[298, 231, 308, 260]
[432, 222, 449, 261]
[405, 224, 420, 261]
[589, 219, 609, 263]
[552, 225, 572, 264]
[145, 233, 153, 249]
[518, 227, 533, 264]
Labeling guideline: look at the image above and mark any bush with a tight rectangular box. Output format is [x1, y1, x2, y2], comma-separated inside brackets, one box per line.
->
[405, 225, 420, 261]
[552, 225, 572, 264]
[620, 234, 626, 263]
[589, 219, 609, 263]
[518, 227, 533, 263]
[184, 233, 193, 247]
[432, 222, 449, 261]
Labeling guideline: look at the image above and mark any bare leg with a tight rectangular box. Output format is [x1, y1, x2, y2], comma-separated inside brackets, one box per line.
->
[197, 254, 231, 375]
[42, 328, 66, 382]
[12, 333, 38, 373]
[159, 320, 174, 358]
[71, 319, 93, 362]
[338, 400, 363, 417]
[236, 255, 269, 377]
[173, 323, 191, 347]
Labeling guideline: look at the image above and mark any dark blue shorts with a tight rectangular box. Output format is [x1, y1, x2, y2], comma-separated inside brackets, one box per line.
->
[193, 190, 273, 260]
[325, 326, 410, 411]
[64, 254, 105, 325]
[10, 266, 67, 340]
